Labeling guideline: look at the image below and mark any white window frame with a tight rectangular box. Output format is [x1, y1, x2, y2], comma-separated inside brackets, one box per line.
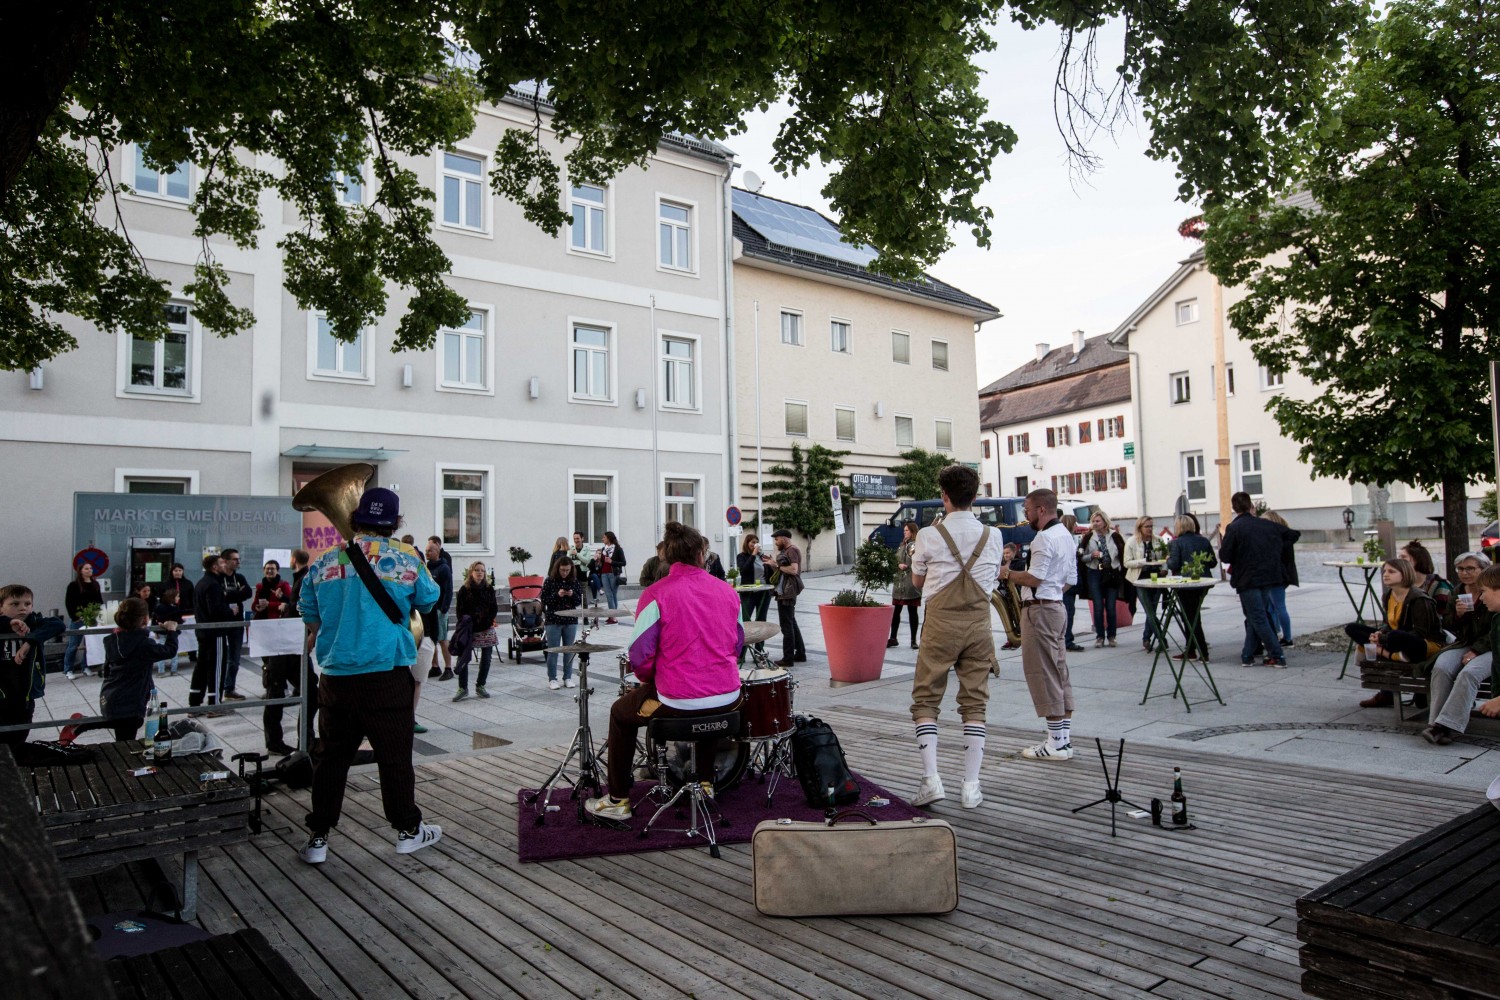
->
[931, 338, 950, 372]
[661, 474, 704, 530]
[569, 470, 617, 542]
[437, 146, 489, 236]
[1237, 444, 1264, 497]
[894, 413, 915, 449]
[123, 142, 192, 205]
[834, 405, 857, 443]
[1175, 298, 1200, 325]
[784, 399, 809, 438]
[436, 307, 494, 395]
[1260, 364, 1286, 390]
[334, 161, 370, 207]
[1183, 451, 1207, 502]
[891, 330, 911, 364]
[1210, 362, 1236, 398]
[830, 317, 852, 354]
[1170, 371, 1191, 405]
[935, 418, 954, 452]
[658, 330, 701, 413]
[435, 463, 494, 555]
[656, 194, 697, 274]
[306, 312, 374, 385]
[117, 298, 203, 403]
[568, 316, 617, 405]
[780, 309, 804, 347]
[114, 468, 201, 494]
[567, 181, 612, 258]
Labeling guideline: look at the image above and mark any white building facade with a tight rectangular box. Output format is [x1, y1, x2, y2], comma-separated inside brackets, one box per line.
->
[1, 95, 736, 605]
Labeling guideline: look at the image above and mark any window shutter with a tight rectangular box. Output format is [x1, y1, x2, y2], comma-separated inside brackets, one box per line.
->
[1119, 467, 1128, 490]
[1063, 425, 1071, 446]
[1047, 427, 1056, 448]
[1007, 436, 1014, 455]
[1097, 418, 1105, 438]
[1115, 416, 1124, 436]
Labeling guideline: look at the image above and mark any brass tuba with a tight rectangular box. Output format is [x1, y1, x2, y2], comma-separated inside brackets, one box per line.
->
[293, 463, 424, 644]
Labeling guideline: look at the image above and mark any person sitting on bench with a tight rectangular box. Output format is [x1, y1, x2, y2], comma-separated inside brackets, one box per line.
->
[1352, 558, 1445, 709]
[1421, 555, 1500, 743]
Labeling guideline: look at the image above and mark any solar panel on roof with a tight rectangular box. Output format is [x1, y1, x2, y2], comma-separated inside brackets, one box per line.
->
[734, 189, 880, 268]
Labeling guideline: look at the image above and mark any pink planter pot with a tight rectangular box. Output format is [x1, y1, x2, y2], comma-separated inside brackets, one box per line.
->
[817, 604, 891, 683]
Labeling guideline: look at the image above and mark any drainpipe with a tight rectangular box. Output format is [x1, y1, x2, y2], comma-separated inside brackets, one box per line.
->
[721, 160, 737, 562]
[650, 294, 661, 541]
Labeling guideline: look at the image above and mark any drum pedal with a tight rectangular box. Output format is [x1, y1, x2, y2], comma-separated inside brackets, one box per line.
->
[579, 801, 631, 832]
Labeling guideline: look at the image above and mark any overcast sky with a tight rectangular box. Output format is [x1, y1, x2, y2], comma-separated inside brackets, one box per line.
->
[727, 19, 1199, 390]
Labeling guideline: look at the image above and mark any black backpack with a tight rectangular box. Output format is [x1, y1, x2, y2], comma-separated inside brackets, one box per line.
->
[790, 715, 860, 808]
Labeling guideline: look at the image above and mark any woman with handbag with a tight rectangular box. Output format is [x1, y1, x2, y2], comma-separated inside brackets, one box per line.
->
[889, 522, 922, 649]
[1080, 511, 1126, 648]
[1123, 516, 1166, 652]
[592, 531, 626, 622]
[453, 562, 498, 701]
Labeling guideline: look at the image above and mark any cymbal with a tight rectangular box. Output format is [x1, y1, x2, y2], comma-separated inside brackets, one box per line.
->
[553, 608, 632, 618]
[545, 642, 621, 654]
[741, 621, 781, 643]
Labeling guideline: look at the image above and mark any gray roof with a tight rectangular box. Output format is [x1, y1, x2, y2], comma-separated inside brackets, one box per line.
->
[732, 189, 999, 318]
[978, 334, 1126, 396]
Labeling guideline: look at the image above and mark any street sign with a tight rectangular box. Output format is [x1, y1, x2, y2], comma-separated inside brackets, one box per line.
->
[1123, 442, 1135, 461]
[830, 484, 845, 536]
[725, 505, 742, 527]
[73, 547, 109, 576]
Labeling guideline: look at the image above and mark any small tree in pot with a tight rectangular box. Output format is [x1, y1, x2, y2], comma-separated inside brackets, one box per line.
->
[820, 539, 902, 683]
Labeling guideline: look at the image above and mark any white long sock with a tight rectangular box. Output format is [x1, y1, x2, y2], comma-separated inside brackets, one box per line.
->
[1047, 718, 1072, 750]
[962, 723, 986, 782]
[915, 722, 939, 777]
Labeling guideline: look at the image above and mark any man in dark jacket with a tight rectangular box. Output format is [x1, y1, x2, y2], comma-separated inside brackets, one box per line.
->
[219, 548, 254, 700]
[1217, 492, 1300, 667]
[191, 554, 235, 707]
[423, 537, 454, 681]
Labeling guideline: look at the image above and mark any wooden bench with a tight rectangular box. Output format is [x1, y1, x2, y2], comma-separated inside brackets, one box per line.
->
[106, 928, 318, 1000]
[1358, 658, 1493, 723]
[1298, 803, 1500, 999]
[23, 740, 250, 920]
[0, 747, 113, 999]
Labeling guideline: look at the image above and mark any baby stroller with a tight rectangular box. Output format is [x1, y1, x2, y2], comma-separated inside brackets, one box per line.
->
[507, 579, 549, 662]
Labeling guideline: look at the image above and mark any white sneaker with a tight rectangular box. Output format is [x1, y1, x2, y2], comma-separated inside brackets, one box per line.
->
[1021, 742, 1074, 761]
[548, 679, 561, 690]
[64, 671, 76, 681]
[961, 780, 983, 809]
[298, 833, 328, 864]
[564, 678, 577, 688]
[911, 775, 945, 806]
[396, 821, 442, 855]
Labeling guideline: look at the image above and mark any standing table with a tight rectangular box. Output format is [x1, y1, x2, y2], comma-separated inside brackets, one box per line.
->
[1323, 561, 1382, 679]
[1134, 577, 1224, 712]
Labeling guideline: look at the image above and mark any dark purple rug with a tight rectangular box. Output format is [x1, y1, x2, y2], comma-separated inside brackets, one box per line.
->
[515, 771, 925, 863]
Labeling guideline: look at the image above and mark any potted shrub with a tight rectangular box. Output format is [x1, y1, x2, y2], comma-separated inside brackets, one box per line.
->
[506, 546, 543, 590]
[818, 539, 900, 683]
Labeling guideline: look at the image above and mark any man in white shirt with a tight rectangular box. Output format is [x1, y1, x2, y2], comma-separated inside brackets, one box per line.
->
[1002, 488, 1079, 760]
[908, 465, 1004, 809]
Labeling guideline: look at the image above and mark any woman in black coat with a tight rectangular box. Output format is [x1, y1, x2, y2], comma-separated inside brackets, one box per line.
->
[736, 534, 773, 664]
[1166, 515, 1218, 661]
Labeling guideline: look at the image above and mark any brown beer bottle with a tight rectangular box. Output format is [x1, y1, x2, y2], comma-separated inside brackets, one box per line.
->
[1171, 767, 1188, 825]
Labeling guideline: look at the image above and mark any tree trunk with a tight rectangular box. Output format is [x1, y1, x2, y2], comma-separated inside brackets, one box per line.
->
[0, 3, 96, 207]
[1442, 474, 1469, 580]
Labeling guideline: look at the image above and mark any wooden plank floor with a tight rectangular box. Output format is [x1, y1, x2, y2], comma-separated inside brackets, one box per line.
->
[141, 708, 1482, 999]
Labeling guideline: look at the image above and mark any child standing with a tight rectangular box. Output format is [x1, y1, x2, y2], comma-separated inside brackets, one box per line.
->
[0, 584, 66, 747]
[152, 587, 187, 675]
[61, 598, 178, 743]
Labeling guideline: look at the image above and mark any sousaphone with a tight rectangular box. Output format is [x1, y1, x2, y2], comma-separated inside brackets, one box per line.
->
[292, 462, 425, 644]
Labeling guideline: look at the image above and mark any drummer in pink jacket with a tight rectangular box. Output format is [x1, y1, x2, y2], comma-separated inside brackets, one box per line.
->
[586, 521, 744, 821]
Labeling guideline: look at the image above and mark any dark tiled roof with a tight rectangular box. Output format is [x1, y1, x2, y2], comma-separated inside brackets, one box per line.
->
[978, 334, 1125, 395]
[980, 365, 1132, 429]
[731, 194, 999, 318]
[501, 82, 734, 161]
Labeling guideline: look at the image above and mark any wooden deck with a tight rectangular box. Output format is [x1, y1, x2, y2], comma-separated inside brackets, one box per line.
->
[70, 708, 1486, 999]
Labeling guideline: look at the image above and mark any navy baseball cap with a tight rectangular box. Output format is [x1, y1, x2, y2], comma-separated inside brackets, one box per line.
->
[771, 528, 792, 539]
[354, 487, 400, 527]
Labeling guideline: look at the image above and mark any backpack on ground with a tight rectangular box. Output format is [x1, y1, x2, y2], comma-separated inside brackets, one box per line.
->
[790, 714, 860, 809]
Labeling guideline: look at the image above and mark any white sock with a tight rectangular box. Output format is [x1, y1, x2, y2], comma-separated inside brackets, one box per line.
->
[1047, 719, 1072, 750]
[915, 722, 939, 777]
[962, 723, 986, 782]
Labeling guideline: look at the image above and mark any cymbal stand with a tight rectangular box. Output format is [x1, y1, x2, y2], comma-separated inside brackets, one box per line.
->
[524, 644, 604, 825]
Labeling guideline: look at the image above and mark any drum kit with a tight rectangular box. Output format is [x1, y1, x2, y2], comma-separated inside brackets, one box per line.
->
[526, 607, 801, 826]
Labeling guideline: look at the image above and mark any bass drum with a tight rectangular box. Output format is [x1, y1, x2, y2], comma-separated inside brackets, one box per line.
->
[637, 733, 748, 795]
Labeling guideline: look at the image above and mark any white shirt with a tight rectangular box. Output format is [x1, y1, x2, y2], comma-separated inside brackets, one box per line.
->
[1025, 521, 1077, 601]
[912, 510, 1004, 603]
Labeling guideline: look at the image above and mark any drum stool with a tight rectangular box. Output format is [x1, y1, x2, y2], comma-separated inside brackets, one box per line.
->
[638, 711, 740, 859]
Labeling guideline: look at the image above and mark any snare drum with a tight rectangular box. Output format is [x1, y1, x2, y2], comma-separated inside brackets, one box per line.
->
[739, 666, 794, 739]
[617, 653, 639, 696]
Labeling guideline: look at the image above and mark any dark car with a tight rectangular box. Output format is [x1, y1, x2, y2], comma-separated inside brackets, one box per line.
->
[868, 497, 1036, 556]
[1482, 520, 1499, 560]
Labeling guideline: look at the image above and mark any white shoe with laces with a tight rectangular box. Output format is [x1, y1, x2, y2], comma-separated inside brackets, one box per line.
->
[548, 679, 561, 690]
[911, 775, 945, 807]
[396, 821, 442, 855]
[961, 780, 983, 809]
[298, 833, 329, 864]
[1021, 742, 1074, 761]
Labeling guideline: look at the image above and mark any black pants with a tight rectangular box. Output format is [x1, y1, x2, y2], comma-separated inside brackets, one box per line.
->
[889, 603, 919, 642]
[1177, 589, 1210, 658]
[738, 591, 772, 664]
[68, 716, 144, 741]
[306, 668, 421, 835]
[0, 664, 33, 745]
[189, 630, 227, 706]
[264, 653, 315, 748]
[605, 682, 745, 799]
[1345, 623, 1428, 662]
[776, 599, 805, 661]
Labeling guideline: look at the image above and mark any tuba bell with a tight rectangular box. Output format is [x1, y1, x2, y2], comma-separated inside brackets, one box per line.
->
[293, 463, 425, 644]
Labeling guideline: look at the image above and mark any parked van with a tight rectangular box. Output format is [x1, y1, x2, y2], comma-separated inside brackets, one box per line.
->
[868, 498, 1035, 551]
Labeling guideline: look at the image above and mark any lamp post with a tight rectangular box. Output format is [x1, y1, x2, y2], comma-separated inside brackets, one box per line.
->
[1341, 506, 1355, 542]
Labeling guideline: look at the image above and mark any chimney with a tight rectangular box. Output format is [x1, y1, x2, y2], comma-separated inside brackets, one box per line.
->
[1035, 342, 1049, 362]
[1072, 329, 1086, 354]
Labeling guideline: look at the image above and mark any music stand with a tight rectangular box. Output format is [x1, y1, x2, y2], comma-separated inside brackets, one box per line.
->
[1070, 738, 1145, 837]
